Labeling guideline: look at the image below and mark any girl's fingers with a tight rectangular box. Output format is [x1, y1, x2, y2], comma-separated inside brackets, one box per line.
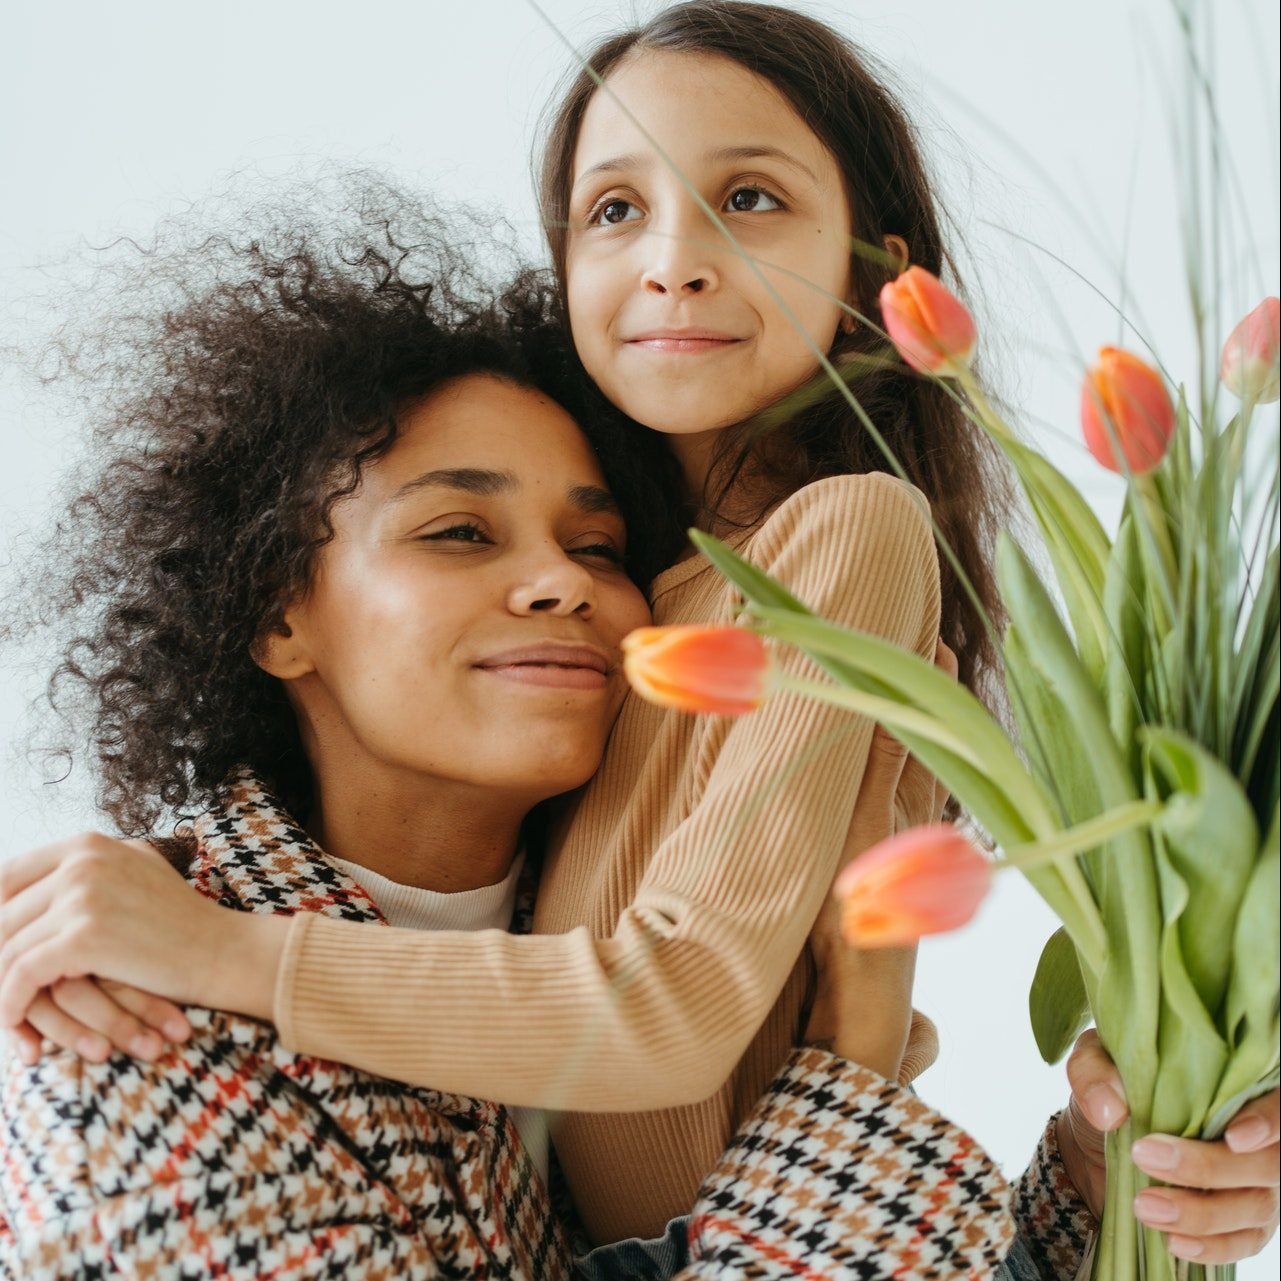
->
[1133, 1132, 1280, 1191]
[1135, 1185, 1281, 1238]
[0, 924, 84, 1028]
[5, 1021, 43, 1066]
[0, 870, 62, 963]
[100, 980, 191, 1043]
[46, 978, 165, 1060]
[0, 835, 96, 903]
[25, 990, 112, 1062]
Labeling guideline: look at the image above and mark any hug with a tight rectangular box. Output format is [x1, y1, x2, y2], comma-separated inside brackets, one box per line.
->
[1, 3, 1277, 1277]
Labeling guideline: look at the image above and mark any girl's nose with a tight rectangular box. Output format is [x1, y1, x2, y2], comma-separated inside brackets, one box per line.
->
[641, 220, 720, 297]
[507, 551, 597, 618]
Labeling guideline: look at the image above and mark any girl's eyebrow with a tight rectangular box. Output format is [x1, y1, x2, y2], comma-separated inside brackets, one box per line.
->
[573, 145, 817, 191]
[707, 145, 817, 183]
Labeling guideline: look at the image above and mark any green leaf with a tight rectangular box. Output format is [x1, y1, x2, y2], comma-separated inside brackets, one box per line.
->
[997, 534, 1163, 1114]
[1218, 804, 1280, 1098]
[1142, 728, 1259, 1017]
[1029, 926, 1092, 1063]
[749, 606, 1049, 831]
[1103, 514, 1148, 778]
[1149, 831, 1230, 1136]
[689, 529, 809, 614]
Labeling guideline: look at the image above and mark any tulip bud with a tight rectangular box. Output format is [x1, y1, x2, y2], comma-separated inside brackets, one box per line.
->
[1220, 297, 1280, 404]
[623, 625, 770, 716]
[879, 266, 978, 378]
[834, 824, 991, 947]
[1080, 347, 1175, 474]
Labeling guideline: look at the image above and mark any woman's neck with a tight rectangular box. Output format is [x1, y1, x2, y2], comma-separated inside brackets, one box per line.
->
[304, 765, 526, 894]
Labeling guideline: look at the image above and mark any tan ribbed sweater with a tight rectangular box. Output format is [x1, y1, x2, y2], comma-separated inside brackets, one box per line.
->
[274, 472, 942, 1243]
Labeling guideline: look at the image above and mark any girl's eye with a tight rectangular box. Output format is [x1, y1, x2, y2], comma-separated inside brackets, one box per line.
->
[592, 198, 642, 227]
[422, 522, 490, 545]
[725, 186, 782, 214]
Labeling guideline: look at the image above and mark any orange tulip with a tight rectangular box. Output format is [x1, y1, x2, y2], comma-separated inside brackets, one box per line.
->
[1080, 347, 1175, 475]
[1220, 297, 1280, 404]
[623, 625, 770, 716]
[879, 266, 978, 377]
[833, 824, 991, 947]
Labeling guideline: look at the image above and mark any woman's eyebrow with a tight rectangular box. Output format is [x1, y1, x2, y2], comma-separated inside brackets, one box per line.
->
[392, 467, 518, 502]
[569, 484, 620, 515]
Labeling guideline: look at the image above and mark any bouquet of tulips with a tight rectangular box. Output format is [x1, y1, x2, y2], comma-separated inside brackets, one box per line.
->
[621, 123, 1279, 1281]
[625, 283, 1278, 1281]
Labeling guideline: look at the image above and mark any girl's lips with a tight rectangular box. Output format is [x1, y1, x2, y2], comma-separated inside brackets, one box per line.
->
[627, 336, 743, 355]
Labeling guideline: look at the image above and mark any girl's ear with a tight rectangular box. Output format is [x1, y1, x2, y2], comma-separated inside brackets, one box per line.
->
[883, 234, 909, 271]
[252, 605, 316, 681]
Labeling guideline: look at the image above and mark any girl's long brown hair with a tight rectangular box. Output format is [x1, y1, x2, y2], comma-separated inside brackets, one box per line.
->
[537, 0, 1014, 713]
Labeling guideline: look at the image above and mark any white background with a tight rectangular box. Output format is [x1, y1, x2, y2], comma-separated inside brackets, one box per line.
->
[1, 2, 1277, 1272]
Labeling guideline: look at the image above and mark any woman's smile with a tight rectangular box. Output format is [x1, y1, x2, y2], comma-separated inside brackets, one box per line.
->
[474, 642, 612, 690]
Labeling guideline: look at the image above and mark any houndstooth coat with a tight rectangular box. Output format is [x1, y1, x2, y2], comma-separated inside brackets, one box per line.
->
[1, 775, 1039, 1280]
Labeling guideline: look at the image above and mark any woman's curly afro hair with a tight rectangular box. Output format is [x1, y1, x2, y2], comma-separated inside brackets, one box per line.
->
[27, 178, 685, 840]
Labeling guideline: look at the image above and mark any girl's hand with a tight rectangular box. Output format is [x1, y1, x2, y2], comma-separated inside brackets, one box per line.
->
[9, 976, 192, 1065]
[0, 833, 283, 1040]
[1060, 1028, 1280, 1264]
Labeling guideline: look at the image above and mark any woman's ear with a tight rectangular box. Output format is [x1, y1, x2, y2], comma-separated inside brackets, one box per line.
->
[252, 605, 316, 681]
[883, 234, 909, 271]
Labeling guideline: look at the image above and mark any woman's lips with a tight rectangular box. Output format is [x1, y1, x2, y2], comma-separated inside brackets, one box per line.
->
[480, 664, 608, 690]
[475, 644, 610, 691]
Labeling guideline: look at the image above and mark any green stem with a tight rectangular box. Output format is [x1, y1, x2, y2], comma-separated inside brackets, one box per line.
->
[998, 800, 1165, 870]
[772, 673, 986, 768]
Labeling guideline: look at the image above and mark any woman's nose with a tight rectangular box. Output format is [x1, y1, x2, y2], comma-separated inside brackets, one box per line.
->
[506, 550, 596, 618]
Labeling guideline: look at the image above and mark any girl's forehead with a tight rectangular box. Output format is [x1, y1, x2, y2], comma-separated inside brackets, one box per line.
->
[574, 48, 835, 180]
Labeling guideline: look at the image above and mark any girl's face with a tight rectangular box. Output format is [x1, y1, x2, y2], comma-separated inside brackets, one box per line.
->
[565, 49, 853, 468]
[260, 374, 651, 805]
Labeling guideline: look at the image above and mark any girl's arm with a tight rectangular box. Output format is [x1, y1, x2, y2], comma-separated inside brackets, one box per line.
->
[264, 473, 942, 1107]
[2, 474, 940, 1110]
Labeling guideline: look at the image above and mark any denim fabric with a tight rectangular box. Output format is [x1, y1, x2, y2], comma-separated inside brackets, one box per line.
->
[573, 1214, 689, 1279]
[573, 1216, 1046, 1280]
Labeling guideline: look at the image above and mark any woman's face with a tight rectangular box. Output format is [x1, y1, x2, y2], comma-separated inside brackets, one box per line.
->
[262, 374, 651, 805]
[564, 49, 852, 459]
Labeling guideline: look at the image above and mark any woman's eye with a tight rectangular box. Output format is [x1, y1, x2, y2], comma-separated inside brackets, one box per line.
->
[422, 523, 490, 545]
[725, 186, 782, 213]
[571, 542, 624, 564]
[593, 198, 642, 227]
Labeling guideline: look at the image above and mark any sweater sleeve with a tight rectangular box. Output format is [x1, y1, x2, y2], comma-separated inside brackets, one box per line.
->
[273, 474, 941, 1110]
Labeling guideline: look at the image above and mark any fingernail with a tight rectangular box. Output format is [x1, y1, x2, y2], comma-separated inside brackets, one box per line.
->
[1132, 1135, 1179, 1171]
[1134, 1191, 1178, 1225]
[130, 1034, 162, 1059]
[77, 1036, 110, 1060]
[1166, 1235, 1204, 1260]
[164, 1019, 191, 1042]
[1225, 1115, 1269, 1153]
[1086, 1083, 1126, 1129]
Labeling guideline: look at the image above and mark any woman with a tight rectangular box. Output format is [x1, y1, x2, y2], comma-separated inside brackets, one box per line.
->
[0, 196, 1017, 1279]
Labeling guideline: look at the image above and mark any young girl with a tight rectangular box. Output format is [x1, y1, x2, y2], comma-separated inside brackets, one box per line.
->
[3, 1, 1277, 1270]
